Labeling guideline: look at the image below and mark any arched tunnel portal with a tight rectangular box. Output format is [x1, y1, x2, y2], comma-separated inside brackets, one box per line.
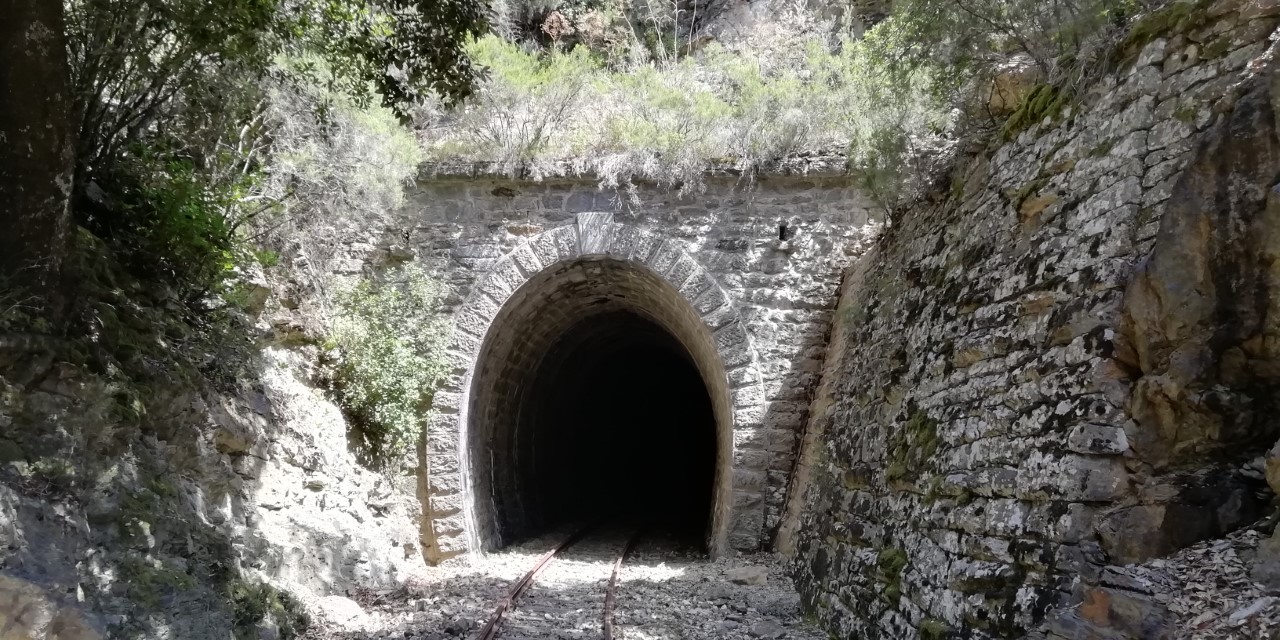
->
[465, 258, 733, 552]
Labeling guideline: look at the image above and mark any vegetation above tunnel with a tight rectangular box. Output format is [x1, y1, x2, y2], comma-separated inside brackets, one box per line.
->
[6, 0, 1180, 335]
[423, 0, 1167, 207]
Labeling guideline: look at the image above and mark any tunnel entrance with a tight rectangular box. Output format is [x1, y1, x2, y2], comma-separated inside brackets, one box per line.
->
[529, 312, 717, 538]
[465, 258, 732, 553]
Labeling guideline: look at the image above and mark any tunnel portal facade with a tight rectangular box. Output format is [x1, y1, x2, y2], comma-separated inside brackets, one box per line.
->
[421, 214, 772, 560]
[406, 171, 872, 563]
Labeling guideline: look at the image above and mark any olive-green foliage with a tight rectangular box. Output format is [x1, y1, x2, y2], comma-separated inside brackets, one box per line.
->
[230, 579, 309, 640]
[877, 0, 1178, 150]
[428, 0, 1174, 210]
[880, 0, 1155, 92]
[1001, 84, 1073, 139]
[54, 226, 257, 394]
[65, 0, 485, 162]
[297, 0, 489, 117]
[433, 36, 600, 167]
[427, 32, 951, 206]
[64, 0, 286, 176]
[101, 146, 259, 299]
[1114, 0, 1213, 61]
[119, 558, 197, 609]
[328, 265, 447, 462]
[260, 55, 424, 272]
[1172, 103, 1198, 123]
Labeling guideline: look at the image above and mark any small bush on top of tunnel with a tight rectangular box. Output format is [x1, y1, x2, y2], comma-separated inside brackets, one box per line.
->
[326, 264, 448, 464]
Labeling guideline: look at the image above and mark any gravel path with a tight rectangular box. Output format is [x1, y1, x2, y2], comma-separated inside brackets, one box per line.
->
[302, 526, 825, 640]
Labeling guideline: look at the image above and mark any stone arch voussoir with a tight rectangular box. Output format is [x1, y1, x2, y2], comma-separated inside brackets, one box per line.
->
[419, 212, 766, 562]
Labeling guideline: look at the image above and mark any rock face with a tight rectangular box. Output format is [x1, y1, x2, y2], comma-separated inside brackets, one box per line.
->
[0, 574, 101, 640]
[0, 333, 427, 639]
[1042, 528, 1280, 638]
[1119, 78, 1280, 477]
[788, 0, 1280, 637]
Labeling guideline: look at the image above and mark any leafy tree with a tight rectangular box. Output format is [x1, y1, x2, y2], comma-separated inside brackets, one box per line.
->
[65, 0, 488, 180]
[5, 0, 488, 320]
[56, 0, 488, 300]
[299, 0, 490, 118]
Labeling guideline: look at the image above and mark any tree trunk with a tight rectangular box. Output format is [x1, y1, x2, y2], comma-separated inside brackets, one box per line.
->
[0, 0, 75, 321]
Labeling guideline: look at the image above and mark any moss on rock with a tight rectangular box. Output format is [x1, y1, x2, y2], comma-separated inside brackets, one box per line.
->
[921, 618, 950, 640]
[1002, 85, 1071, 140]
[875, 546, 910, 607]
[885, 407, 940, 487]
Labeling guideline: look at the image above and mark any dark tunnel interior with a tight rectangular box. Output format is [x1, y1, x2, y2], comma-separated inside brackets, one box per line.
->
[509, 311, 718, 546]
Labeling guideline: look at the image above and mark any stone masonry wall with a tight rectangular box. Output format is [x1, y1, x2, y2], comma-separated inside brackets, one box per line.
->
[395, 171, 879, 556]
[791, 1, 1280, 638]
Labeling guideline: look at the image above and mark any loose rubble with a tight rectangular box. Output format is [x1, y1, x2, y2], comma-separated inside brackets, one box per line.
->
[1040, 526, 1280, 639]
[302, 527, 824, 640]
[1162, 529, 1280, 639]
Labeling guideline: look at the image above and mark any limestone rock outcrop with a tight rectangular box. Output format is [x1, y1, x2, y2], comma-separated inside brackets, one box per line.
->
[0, 574, 101, 640]
[787, 0, 1280, 637]
[1118, 78, 1280, 475]
[0, 311, 428, 639]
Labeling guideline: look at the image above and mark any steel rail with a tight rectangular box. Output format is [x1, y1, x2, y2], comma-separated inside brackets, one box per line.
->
[472, 526, 594, 640]
[602, 529, 643, 640]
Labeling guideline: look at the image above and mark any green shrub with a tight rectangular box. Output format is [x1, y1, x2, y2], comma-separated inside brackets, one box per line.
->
[253, 249, 281, 267]
[426, 0, 1175, 210]
[877, 0, 1156, 89]
[229, 579, 309, 640]
[425, 32, 952, 205]
[105, 147, 253, 298]
[433, 36, 600, 167]
[327, 265, 447, 462]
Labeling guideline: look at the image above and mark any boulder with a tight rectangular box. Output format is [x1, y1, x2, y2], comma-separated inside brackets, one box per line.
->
[1265, 439, 1280, 495]
[1068, 585, 1174, 639]
[726, 566, 768, 586]
[0, 574, 101, 640]
[749, 620, 787, 639]
[1250, 532, 1280, 589]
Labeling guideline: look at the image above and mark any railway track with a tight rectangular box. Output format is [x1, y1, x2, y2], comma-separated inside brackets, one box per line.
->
[474, 525, 643, 640]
